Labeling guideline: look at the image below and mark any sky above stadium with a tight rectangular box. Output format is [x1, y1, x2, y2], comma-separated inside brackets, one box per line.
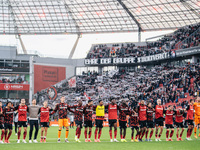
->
[0, 30, 174, 59]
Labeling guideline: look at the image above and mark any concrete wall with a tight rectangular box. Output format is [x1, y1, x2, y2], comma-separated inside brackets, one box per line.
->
[0, 46, 37, 60]
[0, 45, 85, 79]
[0, 46, 17, 59]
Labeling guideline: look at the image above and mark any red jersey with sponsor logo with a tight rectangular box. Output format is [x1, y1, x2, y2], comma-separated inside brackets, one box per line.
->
[0, 107, 3, 124]
[138, 105, 147, 121]
[175, 110, 184, 123]
[51, 103, 69, 119]
[165, 110, 174, 125]
[40, 107, 52, 122]
[186, 105, 194, 120]
[155, 105, 164, 119]
[108, 104, 119, 120]
[129, 111, 139, 126]
[15, 105, 28, 121]
[3, 107, 14, 124]
[83, 104, 93, 121]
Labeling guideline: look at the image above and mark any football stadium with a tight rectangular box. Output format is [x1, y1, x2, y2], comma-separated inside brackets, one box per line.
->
[0, 0, 200, 150]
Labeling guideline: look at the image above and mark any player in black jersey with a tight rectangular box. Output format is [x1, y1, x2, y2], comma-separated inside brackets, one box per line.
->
[83, 100, 94, 142]
[145, 102, 154, 141]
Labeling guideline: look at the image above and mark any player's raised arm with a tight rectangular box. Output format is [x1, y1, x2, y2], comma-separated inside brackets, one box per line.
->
[14, 105, 19, 111]
[67, 105, 75, 113]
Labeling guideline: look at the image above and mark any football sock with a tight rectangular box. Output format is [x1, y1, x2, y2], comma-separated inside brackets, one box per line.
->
[88, 131, 92, 139]
[145, 130, 149, 139]
[158, 133, 161, 138]
[95, 129, 98, 140]
[141, 130, 145, 139]
[98, 128, 102, 139]
[7, 131, 12, 140]
[23, 131, 27, 140]
[194, 127, 197, 135]
[76, 128, 79, 136]
[109, 130, 112, 139]
[180, 131, 183, 138]
[17, 131, 21, 140]
[114, 129, 117, 139]
[150, 130, 153, 139]
[4, 130, 7, 141]
[187, 129, 190, 138]
[166, 130, 169, 138]
[189, 128, 193, 137]
[65, 129, 69, 139]
[78, 128, 81, 139]
[1, 130, 4, 141]
[58, 130, 61, 139]
[170, 130, 174, 138]
[120, 134, 123, 139]
[84, 130, 87, 139]
[136, 134, 139, 139]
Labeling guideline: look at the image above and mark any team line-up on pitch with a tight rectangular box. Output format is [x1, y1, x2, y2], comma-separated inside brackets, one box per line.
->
[0, 97, 200, 143]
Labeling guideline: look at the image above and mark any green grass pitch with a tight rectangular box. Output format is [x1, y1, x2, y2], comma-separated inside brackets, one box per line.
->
[0, 127, 200, 150]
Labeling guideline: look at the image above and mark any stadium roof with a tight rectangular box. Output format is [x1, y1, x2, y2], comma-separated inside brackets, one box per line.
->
[0, 0, 199, 35]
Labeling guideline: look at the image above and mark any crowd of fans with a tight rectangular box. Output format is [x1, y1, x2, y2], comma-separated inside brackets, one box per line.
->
[180, 26, 200, 49]
[86, 23, 200, 59]
[36, 63, 200, 111]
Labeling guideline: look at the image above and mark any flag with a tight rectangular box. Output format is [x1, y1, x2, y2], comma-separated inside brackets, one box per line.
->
[68, 77, 76, 88]
[84, 92, 91, 100]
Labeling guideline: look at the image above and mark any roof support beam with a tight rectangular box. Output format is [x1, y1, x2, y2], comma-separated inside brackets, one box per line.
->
[117, 0, 142, 31]
[68, 34, 81, 59]
[180, 0, 200, 19]
[138, 27, 141, 42]
[7, 0, 28, 54]
[18, 34, 27, 54]
[7, 0, 19, 34]
[63, 0, 80, 33]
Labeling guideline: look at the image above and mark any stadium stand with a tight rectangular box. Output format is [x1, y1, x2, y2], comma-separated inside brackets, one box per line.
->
[36, 63, 200, 112]
[86, 23, 200, 59]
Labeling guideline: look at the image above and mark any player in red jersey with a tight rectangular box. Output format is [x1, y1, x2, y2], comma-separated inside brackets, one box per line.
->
[3, 101, 14, 143]
[129, 107, 139, 142]
[69, 100, 84, 143]
[83, 100, 94, 142]
[106, 97, 120, 142]
[175, 108, 185, 141]
[165, 105, 175, 141]
[118, 100, 130, 142]
[51, 96, 71, 143]
[145, 102, 154, 142]
[39, 101, 53, 143]
[154, 99, 164, 141]
[186, 99, 194, 140]
[15, 99, 29, 143]
[138, 100, 147, 142]
[0, 101, 5, 144]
